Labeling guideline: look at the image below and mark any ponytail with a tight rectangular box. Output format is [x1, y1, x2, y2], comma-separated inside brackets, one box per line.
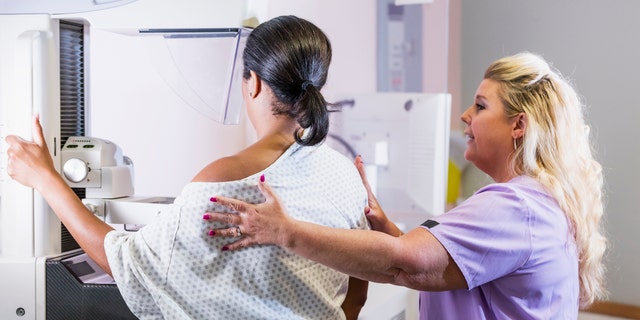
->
[293, 84, 334, 146]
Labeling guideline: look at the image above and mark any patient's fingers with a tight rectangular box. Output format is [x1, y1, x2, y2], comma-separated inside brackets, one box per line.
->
[32, 114, 46, 148]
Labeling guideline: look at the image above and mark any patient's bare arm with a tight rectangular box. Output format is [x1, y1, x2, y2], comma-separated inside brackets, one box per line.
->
[342, 277, 369, 320]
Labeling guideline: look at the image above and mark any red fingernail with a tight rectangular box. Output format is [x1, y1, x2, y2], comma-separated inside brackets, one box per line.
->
[260, 174, 265, 183]
[203, 214, 211, 220]
[210, 197, 217, 202]
[208, 230, 215, 236]
[222, 246, 229, 251]
[365, 207, 371, 215]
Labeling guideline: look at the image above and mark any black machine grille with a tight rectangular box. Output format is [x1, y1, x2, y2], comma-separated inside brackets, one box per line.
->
[59, 20, 86, 252]
[46, 252, 137, 319]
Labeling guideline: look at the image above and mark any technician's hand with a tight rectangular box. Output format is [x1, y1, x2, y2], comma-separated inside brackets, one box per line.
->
[5, 114, 56, 191]
[204, 175, 294, 251]
[354, 155, 403, 237]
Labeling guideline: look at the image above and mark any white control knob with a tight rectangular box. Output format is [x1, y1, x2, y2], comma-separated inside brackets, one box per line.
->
[63, 158, 89, 183]
[84, 203, 97, 214]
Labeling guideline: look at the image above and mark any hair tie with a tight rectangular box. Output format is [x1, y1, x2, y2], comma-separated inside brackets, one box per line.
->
[301, 80, 313, 92]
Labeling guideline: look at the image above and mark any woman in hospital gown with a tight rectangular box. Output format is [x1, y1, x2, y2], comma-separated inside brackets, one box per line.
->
[5, 15, 369, 319]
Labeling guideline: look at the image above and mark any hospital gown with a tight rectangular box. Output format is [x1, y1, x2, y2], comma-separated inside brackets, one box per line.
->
[104, 143, 369, 319]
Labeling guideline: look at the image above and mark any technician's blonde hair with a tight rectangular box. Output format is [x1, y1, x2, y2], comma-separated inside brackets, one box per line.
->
[484, 52, 607, 308]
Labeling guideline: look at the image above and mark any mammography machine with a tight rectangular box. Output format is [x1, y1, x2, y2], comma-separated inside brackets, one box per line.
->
[0, 1, 250, 318]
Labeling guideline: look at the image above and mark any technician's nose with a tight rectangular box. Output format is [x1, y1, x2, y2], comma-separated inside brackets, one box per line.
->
[461, 105, 472, 125]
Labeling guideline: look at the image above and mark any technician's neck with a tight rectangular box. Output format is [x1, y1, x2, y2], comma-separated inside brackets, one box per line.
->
[490, 170, 519, 183]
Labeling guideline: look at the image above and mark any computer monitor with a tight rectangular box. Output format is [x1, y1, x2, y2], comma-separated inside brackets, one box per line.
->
[327, 93, 451, 231]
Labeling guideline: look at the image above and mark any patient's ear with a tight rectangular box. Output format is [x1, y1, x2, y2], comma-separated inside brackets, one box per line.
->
[249, 70, 262, 98]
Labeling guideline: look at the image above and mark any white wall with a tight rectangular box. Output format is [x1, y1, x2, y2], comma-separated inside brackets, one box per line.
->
[459, 0, 640, 306]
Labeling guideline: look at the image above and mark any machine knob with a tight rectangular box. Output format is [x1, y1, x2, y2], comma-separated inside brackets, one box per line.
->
[85, 203, 98, 214]
[63, 158, 89, 183]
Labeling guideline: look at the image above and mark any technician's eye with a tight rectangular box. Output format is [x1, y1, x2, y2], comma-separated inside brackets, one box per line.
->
[475, 103, 485, 111]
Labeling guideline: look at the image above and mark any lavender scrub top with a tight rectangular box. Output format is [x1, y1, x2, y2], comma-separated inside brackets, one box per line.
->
[419, 175, 579, 320]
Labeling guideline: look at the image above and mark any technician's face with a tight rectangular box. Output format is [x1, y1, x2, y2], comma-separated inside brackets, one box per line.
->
[461, 79, 515, 180]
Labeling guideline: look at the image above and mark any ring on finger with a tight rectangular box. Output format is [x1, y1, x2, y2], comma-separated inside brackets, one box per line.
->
[236, 225, 242, 237]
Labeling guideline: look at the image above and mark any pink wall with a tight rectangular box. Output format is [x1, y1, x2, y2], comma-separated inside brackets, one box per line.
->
[423, 0, 461, 130]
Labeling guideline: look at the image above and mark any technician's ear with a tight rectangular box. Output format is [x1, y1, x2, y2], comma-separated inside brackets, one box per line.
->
[512, 113, 527, 139]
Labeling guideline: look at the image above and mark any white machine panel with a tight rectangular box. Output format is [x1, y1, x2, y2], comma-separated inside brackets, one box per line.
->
[329, 93, 451, 229]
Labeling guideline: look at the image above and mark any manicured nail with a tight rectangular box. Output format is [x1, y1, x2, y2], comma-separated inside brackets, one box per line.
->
[260, 174, 265, 183]
[365, 207, 371, 215]
[222, 246, 229, 251]
[203, 213, 211, 220]
[210, 197, 217, 202]
[208, 230, 215, 236]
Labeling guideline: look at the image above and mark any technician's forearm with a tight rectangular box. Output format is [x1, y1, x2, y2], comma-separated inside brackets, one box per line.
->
[278, 221, 468, 292]
[37, 170, 114, 275]
[281, 220, 403, 284]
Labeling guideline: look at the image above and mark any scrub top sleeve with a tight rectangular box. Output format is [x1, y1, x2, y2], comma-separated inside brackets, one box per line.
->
[424, 185, 533, 289]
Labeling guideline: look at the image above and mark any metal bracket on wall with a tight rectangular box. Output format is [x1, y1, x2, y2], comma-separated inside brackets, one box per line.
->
[377, 0, 423, 92]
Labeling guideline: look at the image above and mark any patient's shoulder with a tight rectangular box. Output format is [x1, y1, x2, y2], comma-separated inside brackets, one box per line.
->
[191, 141, 288, 183]
[191, 155, 247, 183]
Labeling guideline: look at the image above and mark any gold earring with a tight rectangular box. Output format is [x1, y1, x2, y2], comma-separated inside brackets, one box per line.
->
[513, 138, 517, 150]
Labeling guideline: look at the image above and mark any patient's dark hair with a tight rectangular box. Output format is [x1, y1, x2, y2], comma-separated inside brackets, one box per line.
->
[242, 15, 334, 146]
